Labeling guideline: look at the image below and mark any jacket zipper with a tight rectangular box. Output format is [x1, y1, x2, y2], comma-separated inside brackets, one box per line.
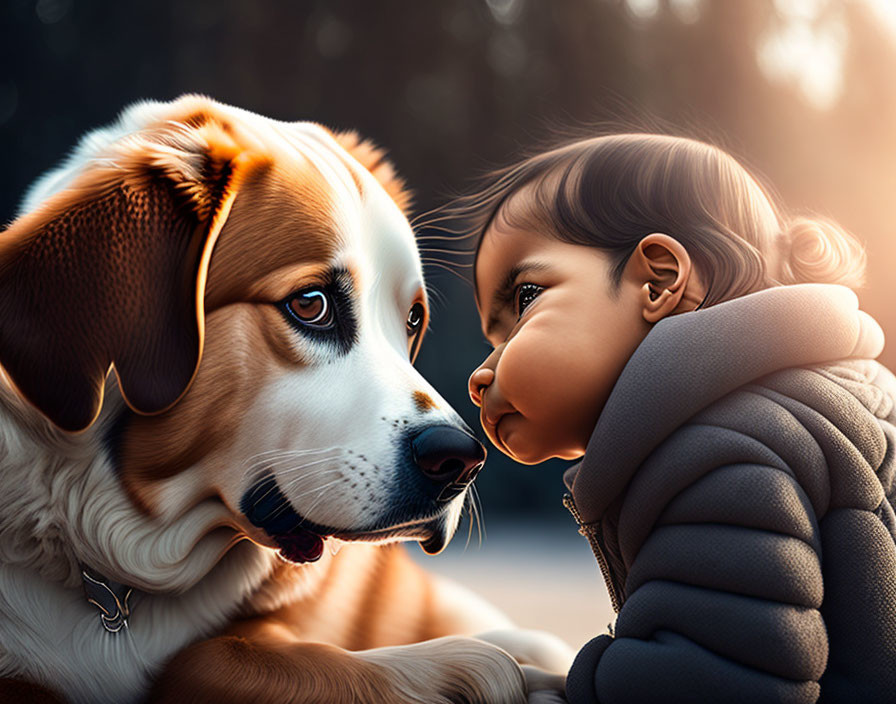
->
[563, 492, 622, 613]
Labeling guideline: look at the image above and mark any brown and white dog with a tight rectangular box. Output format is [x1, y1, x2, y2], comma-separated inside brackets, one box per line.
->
[0, 96, 570, 703]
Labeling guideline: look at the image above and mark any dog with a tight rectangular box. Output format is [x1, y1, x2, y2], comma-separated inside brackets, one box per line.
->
[0, 95, 571, 703]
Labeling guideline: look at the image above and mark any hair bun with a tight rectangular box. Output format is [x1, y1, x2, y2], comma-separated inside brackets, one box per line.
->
[776, 216, 866, 288]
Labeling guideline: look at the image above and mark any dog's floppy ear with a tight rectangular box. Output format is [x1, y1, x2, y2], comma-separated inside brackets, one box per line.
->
[0, 118, 259, 432]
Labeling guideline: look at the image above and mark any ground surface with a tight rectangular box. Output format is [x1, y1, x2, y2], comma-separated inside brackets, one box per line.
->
[410, 520, 615, 651]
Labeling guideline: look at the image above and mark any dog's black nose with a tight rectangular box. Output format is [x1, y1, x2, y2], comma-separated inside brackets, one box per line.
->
[411, 426, 486, 489]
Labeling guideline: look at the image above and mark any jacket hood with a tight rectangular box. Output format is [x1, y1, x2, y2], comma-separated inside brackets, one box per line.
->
[563, 283, 885, 524]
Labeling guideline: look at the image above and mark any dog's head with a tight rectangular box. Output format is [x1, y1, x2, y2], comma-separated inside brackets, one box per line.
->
[0, 95, 482, 562]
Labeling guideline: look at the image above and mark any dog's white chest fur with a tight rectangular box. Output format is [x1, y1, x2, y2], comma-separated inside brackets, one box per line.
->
[0, 389, 283, 703]
[0, 544, 275, 703]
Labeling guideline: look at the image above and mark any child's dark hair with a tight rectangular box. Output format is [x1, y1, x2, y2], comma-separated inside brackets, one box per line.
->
[450, 133, 865, 307]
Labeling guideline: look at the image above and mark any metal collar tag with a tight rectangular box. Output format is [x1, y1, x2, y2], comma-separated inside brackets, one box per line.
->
[80, 564, 133, 634]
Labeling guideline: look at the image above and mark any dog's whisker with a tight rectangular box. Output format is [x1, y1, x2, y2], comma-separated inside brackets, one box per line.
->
[241, 446, 342, 473]
[262, 472, 344, 507]
[261, 456, 342, 476]
[250, 484, 288, 514]
[277, 469, 345, 486]
[244, 455, 326, 478]
[426, 286, 450, 314]
[244, 463, 343, 508]
[260, 500, 292, 522]
[278, 469, 345, 493]
[260, 479, 340, 522]
[243, 458, 333, 486]
[242, 446, 338, 467]
[471, 484, 485, 547]
[467, 491, 479, 552]
[249, 469, 337, 513]
[293, 485, 341, 527]
[242, 445, 342, 466]
[297, 483, 342, 510]
[247, 446, 339, 460]
[463, 492, 475, 553]
[242, 448, 344, 483]
[277, 477, 345, 506]
[277, 481, 343, 525]
[249, 464, 344, 513]
[243, 460, 293, 487]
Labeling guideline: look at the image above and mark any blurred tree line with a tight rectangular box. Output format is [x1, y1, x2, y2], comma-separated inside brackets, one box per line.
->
[1, 0, 894, 521]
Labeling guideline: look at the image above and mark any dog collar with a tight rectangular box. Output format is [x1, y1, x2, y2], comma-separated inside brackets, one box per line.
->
[80, 564, 133, 634]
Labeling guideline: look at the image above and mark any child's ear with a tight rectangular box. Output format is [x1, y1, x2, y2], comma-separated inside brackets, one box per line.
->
[631, 233, 706, 323]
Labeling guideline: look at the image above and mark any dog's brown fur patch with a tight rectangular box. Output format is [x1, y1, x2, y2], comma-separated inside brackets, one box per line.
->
[148, 635, 400, 704]
[331, 130, 413, 216]
[228, 544, 437, 652]
[203, 157, 341, 309]
[118, 304, 303, 511]
[413, 391, 437, 413]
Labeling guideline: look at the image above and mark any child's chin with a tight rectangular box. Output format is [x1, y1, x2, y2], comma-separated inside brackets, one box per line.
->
[494, 419, 568, 464]
[505, 439, 581, 465]
[502, 437, 553, 465]
[511, 452, 549, 465]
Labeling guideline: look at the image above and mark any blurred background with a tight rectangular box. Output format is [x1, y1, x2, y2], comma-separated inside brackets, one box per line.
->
[3, 0, 895, 648]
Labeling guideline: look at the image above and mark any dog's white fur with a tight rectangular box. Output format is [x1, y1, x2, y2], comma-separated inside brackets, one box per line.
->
[0, 97, 572, 703]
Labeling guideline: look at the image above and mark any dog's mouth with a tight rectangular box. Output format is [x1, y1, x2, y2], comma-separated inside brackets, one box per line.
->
[270, 527, 328, 563]
[240, 474, 451, 564]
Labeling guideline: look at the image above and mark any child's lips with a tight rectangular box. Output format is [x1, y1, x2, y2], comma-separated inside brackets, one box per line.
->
[479, 387, 518, 453]
[494, 416, 510, 447]
[483, 405, 505, 426]
[480, 400, 505, 434]
[482, 410, 514, 454]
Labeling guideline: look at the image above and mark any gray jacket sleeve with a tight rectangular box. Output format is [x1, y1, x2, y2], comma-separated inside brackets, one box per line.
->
[566, 420, 829, 704]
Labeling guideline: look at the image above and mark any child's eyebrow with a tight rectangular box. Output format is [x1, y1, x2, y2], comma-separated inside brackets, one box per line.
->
[484, 260, 551, 338]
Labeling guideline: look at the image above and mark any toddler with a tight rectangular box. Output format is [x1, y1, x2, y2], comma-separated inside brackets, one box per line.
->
[459, 134, 896, 703]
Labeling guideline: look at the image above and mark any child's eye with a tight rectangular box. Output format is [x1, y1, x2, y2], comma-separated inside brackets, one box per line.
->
[515, 283, 544, 318]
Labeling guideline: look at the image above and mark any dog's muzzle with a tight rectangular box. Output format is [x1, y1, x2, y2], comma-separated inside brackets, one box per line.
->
[239, 426, 487, 563]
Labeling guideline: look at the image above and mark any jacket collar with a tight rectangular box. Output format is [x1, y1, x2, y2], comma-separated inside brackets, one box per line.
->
[563, 283, 884, 523]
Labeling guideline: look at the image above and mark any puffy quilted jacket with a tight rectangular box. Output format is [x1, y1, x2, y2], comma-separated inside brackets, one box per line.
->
[563, 284, 896, 704]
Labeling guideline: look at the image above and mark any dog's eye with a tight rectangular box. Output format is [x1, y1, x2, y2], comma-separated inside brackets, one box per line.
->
[407, 302, 424, 336]
[287, 289, 333, 328]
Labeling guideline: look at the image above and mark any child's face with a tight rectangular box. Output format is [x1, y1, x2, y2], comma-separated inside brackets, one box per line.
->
[470, 216, 653, 465]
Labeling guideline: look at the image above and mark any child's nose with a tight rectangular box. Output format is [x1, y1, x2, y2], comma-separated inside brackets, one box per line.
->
[468, 368, 495, 407]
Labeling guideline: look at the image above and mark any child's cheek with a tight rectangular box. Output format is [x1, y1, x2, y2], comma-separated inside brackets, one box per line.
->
[496, 328, 590, 460]
[496, 315, 618, 455]
[497, 319, 567, 415]
[496, 320, 553, 404]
